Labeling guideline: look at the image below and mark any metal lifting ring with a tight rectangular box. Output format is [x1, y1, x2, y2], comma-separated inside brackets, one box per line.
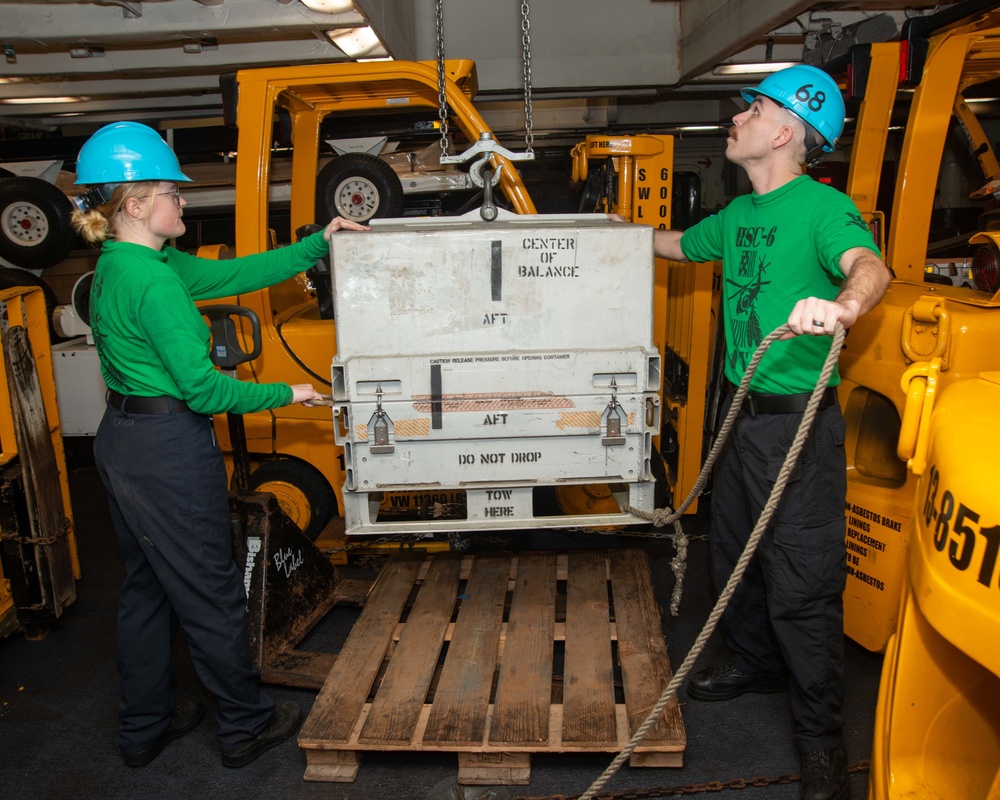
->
[469, 156, 503, 189]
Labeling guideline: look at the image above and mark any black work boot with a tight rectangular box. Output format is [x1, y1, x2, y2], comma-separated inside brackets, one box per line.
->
[221, 701, 302, 768]
[800, 743, 850, 800]
[121, 700, 206, 767]
[687, 662, 787, 701]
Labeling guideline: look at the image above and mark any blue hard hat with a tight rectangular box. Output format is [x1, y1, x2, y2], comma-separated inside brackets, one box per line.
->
[741, 64, 845, 153]
[74, 121, 192, 185]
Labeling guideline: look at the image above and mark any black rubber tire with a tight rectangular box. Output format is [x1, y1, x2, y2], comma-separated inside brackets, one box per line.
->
[577, 162, 608, 213]
[0, 176, 77, 270]
[245, 459, 336, 541]
[0, 267, 62, 341]
[72, 271, 95, 328]
[315, 153, 405, 224]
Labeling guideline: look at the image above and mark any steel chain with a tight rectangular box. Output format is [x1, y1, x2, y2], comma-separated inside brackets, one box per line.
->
[0, 517, 70, 547]
[562, 524, 709, 542]
[511, 760, 869, 800]
[435, 0, 533, 159]
[434, 0, 449, 160]
[521, 0, 534, 153]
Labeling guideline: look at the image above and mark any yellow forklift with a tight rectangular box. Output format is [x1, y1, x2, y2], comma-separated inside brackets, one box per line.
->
[0, 286, 78, 638]
[833, 3, 1000, 796]
[566, 2, 1000, 793]
[569, 134, 721, 516]
[835, 12, 1000, 659]
[200, 58, 538, 556]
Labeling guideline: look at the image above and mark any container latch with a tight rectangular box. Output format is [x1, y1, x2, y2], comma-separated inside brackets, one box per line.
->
[601, 378, 627, 447]
[369, 385, 395, 455]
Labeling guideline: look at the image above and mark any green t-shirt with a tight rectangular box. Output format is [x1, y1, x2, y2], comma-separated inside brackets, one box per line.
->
[680, 174, 880, 394]
[90, 231, 330, 415]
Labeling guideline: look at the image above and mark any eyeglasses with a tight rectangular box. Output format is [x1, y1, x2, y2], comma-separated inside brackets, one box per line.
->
[137, 188, 182, 206]
[156, 188, 181, 206]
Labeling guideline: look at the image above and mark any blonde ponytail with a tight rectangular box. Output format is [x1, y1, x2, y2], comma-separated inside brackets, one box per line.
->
[69, 181, 157, 244]
[71, 207, 111, 244]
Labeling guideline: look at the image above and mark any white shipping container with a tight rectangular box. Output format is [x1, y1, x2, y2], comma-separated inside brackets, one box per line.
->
[330, 211, 660, 534]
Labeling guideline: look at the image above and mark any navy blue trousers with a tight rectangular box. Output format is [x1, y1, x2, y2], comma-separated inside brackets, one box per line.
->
[709, 396, 848, 753]
[94, 404, 273, 752]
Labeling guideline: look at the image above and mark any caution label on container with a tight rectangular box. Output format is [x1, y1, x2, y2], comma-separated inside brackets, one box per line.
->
[429, 353, 572, 364]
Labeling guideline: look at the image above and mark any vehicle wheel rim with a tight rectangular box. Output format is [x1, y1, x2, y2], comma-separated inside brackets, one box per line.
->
[255, 479, 313, 531]
[334, 178, 380, 220]
[2, 201, 49, 246]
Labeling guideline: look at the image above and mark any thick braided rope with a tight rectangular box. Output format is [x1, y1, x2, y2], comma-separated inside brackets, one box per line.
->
[623, 325, 809, 613]
[578, 322, 846, 800]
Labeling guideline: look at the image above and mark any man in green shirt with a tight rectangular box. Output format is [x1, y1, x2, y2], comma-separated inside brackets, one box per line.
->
[637, 66, 889, 800]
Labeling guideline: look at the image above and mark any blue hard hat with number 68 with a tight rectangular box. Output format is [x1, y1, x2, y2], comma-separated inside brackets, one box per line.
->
[74, 121, 192, 186]
[741, 64, 845, 153]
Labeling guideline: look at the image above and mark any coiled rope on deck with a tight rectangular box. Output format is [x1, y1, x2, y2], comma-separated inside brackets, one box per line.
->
[580, 322, 847, 800]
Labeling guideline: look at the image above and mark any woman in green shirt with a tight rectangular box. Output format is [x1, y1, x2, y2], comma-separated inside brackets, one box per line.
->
[71, 121, 367, 769]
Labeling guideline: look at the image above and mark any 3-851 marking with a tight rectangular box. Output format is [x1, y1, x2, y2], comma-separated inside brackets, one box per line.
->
[922, 464, 1000, 587]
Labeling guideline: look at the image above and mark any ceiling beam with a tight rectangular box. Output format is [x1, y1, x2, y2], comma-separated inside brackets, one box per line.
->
[1, 0, 364, 47]
[0, 38, 349, 78]
[0, 72, 234, 102]
[0, 93, 223, 120]
[354, 0, 417, 61]
[679, 0, 814, 82]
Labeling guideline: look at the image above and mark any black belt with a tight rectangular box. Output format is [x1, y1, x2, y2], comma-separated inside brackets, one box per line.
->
[107, 389, 190, 415]
[729, 383, 838, 416]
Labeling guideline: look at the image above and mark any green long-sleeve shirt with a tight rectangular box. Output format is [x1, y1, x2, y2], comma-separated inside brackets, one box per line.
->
[90, 232, 329, 415]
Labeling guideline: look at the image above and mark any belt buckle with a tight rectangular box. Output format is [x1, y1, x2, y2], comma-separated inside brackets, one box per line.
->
[744, 393, 758, 416]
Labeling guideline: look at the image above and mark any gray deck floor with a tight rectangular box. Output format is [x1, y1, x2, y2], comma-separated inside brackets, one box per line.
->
[0, 452, 883, 799]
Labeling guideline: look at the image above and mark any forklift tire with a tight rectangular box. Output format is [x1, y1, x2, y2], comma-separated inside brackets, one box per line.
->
[0, 267, 63, 342]
[0, 177, 77, 270]
[246, 459, 336, 542]
[315, 153, 405, 224]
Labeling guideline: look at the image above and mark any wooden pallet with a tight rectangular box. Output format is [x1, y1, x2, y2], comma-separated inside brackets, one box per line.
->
[298, 548, 686, 785]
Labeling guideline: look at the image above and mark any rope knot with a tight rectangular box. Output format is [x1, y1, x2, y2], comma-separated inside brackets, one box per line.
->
[650, 506, 676, 527]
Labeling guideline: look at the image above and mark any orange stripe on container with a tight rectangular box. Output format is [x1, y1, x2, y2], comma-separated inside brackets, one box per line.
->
[355, 418, 432, 441]
[555, 411, 637, 429]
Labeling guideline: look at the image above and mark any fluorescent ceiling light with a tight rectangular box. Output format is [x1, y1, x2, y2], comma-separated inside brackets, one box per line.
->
[0, 96, 88, 104]
[712, 61, 799, 76]
[301, 0, 355, 12]
[677, 125, 725, 131]
[966, 97, 1000, 104]
[326, 26, 386, 59]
